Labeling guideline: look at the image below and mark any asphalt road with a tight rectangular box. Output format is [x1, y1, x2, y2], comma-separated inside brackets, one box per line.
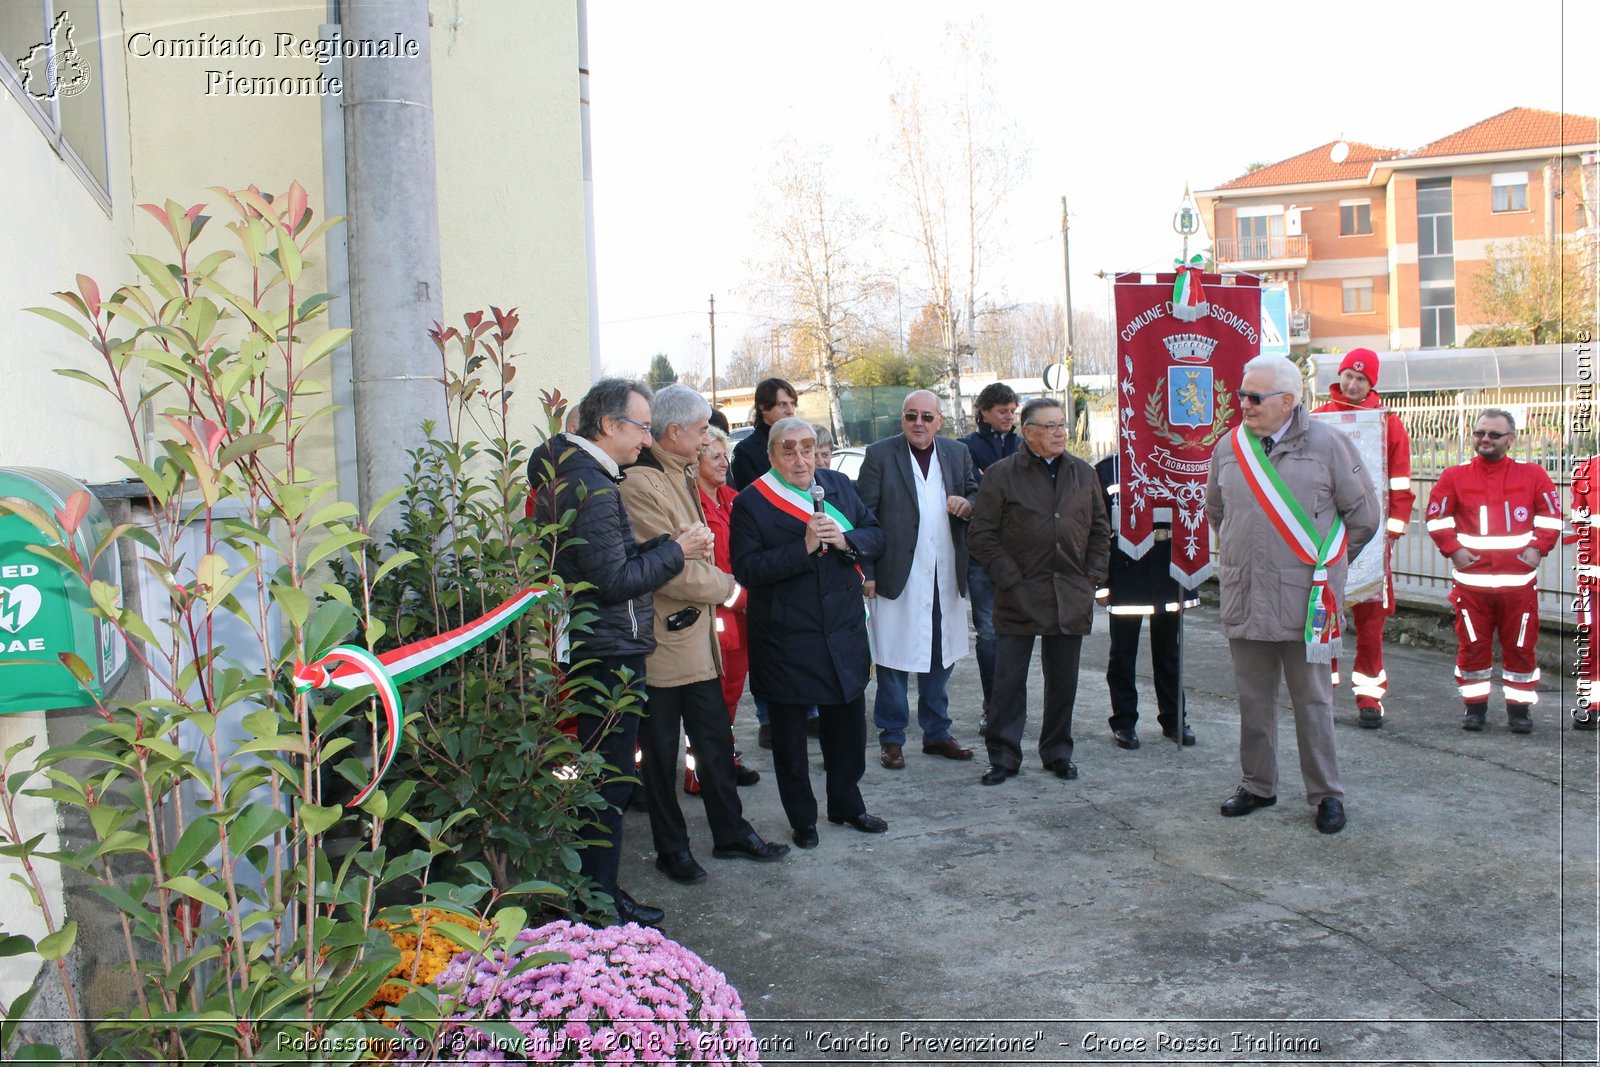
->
[618, 603, 1599, 1066]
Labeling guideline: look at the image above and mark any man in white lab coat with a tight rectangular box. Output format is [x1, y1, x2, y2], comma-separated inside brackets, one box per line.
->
[857, 390, 980, 770]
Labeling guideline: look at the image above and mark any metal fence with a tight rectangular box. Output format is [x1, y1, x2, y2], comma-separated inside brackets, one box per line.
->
[1072, 393, 1582, 622]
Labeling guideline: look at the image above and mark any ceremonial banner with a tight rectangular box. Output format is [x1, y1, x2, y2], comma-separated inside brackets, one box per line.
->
[1310, 408, 1389, 604]
[1113, 271, 1262, 585]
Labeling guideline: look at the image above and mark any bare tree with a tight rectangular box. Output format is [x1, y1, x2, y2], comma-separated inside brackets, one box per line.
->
[887, 21, 1025, 434]
[750, 145, 883, 445]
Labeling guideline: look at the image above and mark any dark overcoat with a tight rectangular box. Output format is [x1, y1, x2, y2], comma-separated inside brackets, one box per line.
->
[730, 468, 885, 705]
[855, 434, 978, 599]
[967, 447, 1111, 636]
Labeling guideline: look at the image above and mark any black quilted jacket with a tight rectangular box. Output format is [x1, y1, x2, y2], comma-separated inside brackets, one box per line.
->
[528, 435, 684, 659]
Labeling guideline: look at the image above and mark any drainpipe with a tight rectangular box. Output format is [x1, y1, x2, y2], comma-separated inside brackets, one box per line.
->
[341, 0, 448, 540]
[579, 0, 600, 378]
[320, 4, 357, 507]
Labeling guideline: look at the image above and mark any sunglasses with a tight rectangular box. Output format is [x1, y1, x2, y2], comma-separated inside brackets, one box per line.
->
[1235, 389, 1292, 405]
[903, 411, 937, 423]
[1472, 430, 1512, 441]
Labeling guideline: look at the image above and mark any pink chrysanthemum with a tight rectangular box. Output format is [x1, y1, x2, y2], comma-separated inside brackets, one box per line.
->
[395, 921, 762, 1066]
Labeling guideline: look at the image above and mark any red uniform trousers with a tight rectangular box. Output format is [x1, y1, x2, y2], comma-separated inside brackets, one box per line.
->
[1347, 561, 1395, 710]
[718, 610, 749, 723]
[1450, 582, 1541, 707]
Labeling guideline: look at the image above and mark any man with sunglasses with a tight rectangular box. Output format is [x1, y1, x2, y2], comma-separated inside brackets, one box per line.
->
[968, 397, 1110, 785]
[1311, 349, 1415, 729]
[1207, 355, 1379, 835]
[1425, 410, 1561, 733]
[857, 391, 980, 771]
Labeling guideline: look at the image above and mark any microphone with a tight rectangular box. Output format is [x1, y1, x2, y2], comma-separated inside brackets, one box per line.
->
[810, 483, 829, 555]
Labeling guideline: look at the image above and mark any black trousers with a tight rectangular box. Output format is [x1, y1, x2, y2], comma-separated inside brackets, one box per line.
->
[640, 678, 751, 853]
[768, 695, 866, 831]
[568, 653, 646, 902]
[985, 633, 1081, 771]
[1106, 612, 1184, 733]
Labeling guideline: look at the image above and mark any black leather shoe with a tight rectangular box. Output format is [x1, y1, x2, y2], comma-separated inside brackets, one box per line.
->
[1220, 786, 1276, 817]
[980, 764, 1013, 785]
[757, 724, 773, 749]
[654, 850, 706, 884]
[1111, 728, 1140, 750]
[792, 825, 819, 849]
[827, 812, 888, 833]
[712, 831, 789, 862]
[1162, 723, 1197, 746]
[614, 888, 664, 927]
[1575, 713, 1599, 731]
[1315, 797, 1346, 834]
[733, 761, 761, 786]
[1048, 758, 1078, 780]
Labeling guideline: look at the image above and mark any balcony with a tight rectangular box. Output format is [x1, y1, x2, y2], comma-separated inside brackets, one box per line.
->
[1212, 234, 1310, 270]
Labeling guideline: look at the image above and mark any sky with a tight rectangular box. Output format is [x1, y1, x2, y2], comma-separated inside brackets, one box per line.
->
[586, 0, 1599, 382]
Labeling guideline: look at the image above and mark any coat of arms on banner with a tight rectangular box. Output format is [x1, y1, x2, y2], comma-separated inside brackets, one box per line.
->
[1114, 271, 1262, 586]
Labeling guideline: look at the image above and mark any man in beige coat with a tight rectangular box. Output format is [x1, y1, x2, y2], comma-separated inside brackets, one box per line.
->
[620, 385, 789, 883]
[1206, 354, 1379, 835]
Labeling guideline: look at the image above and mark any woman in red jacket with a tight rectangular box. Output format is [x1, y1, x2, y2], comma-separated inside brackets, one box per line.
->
[686, 427, 760, 792]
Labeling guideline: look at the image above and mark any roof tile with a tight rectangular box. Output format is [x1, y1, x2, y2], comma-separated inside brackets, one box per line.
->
[1213, 141, 1398, 190]
[1405, 106, 1600, 157]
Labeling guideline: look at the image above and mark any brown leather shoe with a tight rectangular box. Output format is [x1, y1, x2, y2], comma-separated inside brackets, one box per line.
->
[921, 737, 974, 761]
[879, 743, 905, 769]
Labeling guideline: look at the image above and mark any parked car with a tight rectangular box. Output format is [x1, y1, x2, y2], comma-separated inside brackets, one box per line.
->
[828, 446, 865, 481]
[728, 425, 754, 443]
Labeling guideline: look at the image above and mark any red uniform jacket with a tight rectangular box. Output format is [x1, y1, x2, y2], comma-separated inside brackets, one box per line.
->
[1312, 383, 1415, 538]
[1425, 455, 1562, 589]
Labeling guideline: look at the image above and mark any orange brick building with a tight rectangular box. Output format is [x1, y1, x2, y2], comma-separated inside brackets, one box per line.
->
[1196, 108, 1598, 352]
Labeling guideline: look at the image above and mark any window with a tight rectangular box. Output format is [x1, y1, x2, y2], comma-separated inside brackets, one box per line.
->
[1339, 201, 1372, 236]
[1235, 207, 1284, 260]
[1342, 278, 1374, 315]
[0, 1, 109, 205]
[1492, 171, 1528, 212]
[1420, 286, 1456, 348]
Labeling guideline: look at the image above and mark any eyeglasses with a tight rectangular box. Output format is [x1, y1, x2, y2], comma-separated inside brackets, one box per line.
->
[903, 411, 937, 423]
[776, 443, 816, 458]
[1236, 389, 1293, 405]
[615, 416, 652, 433]
[1025, 422, 1068, 433]
[1472, 430, 1512, 441]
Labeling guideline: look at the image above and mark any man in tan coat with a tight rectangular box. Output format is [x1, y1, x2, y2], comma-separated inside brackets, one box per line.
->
[620, 385, 789, 883]
[1206, 354, 1379, 835]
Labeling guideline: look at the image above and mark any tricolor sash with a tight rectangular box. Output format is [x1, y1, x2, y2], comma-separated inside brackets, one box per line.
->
[1231, 427, 1347, 662]
[754, 469, 855, 532]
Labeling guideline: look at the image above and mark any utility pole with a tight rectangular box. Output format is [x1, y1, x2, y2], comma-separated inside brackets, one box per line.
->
[708, 293, 718, 406]
[1061, 195, 1076, 437]
[343, 0, 448, 542]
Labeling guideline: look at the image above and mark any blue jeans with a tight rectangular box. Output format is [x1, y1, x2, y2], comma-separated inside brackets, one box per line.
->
[754, 695, 817, 726]
[874, 662, 956, 747]
[967, 558, 997, 709]
[874, 583, 957, 746]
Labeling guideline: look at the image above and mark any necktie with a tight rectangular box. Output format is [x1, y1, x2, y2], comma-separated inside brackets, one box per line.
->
[1262, 436, 1275, 455]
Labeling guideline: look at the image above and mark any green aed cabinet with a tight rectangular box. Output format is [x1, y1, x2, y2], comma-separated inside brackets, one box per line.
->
[0, 467, 129, 715]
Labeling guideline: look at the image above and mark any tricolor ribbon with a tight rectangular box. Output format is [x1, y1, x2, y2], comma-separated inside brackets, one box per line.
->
[1171, 254, 1209, 322]
[292, 585, 551, 806]
[1231, 427, 1347, 662]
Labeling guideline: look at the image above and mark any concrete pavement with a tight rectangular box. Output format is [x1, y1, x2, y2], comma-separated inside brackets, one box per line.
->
[619, 603, 1599, 1066]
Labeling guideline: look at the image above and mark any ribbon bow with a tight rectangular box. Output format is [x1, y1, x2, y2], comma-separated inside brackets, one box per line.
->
[1171, 254, 1209, 322]
[293, 585, 550, 807]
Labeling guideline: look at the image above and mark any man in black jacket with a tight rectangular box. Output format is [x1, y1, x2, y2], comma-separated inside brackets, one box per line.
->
[958, 383, 1020, 730]
[528, 379, 712, 927]
[1094, 454, 1198, 749]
